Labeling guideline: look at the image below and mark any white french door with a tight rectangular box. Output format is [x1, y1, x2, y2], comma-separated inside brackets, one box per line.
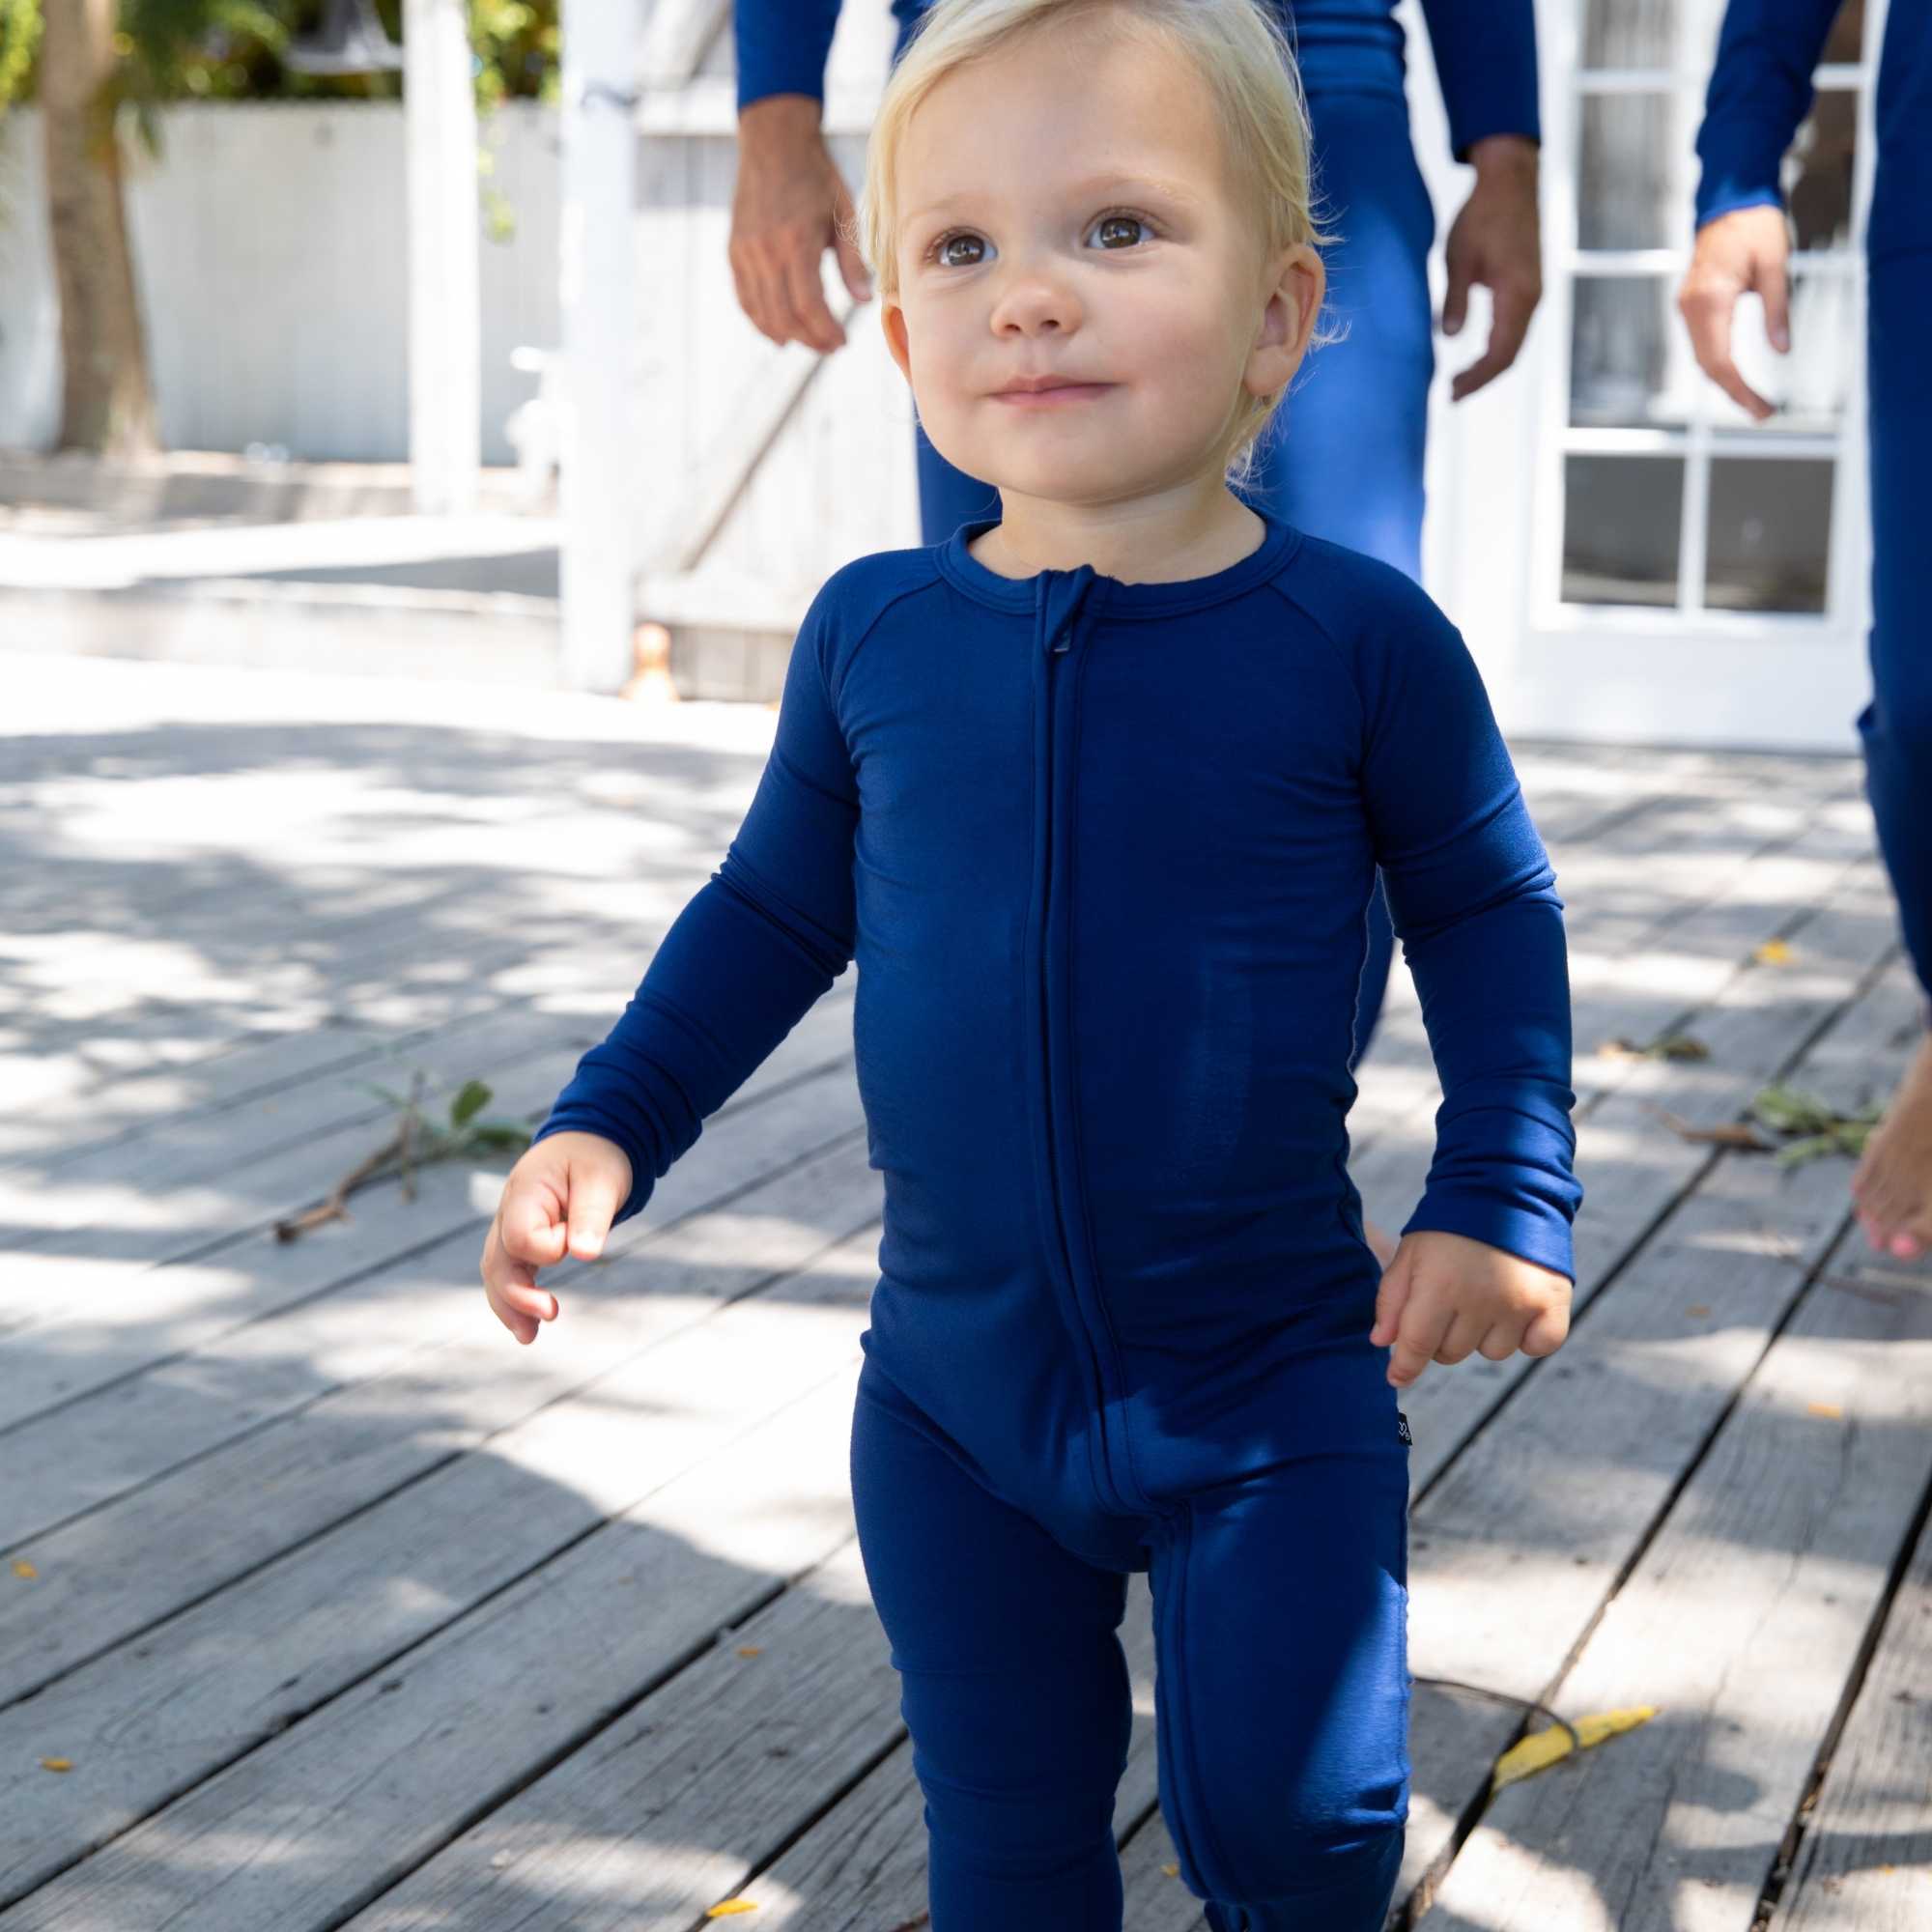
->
[1503, 0, 1888, 750]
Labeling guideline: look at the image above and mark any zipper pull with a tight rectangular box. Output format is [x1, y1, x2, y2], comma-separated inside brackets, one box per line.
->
[1049, 628, 1071, 655]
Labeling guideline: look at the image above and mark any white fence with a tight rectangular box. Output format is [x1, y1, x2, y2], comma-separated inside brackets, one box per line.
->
[0, 99, 560, 466]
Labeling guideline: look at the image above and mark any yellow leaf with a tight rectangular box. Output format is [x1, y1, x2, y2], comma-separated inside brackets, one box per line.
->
[13, 1560, 36, 1579]
[1162, 1862, 1179, 1878]
[1491, 1706, 1659, 1792]
[1685, 1305, 1711, 1320]
[736, 1646, 762, 1659]
[41, 1758, 71, 1774]
[1807, 1402, 1843, 1419]
[706, 1903, 759, 1918]
[1754, 939, 1794, 965]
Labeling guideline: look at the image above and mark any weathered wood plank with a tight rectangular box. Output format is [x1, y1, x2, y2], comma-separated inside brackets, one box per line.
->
[0, 1191, 885, 1906]
[0, 984, 854, 1416]
[0, 1099, 877, 1708]
[0, 993, 856, 1544]
[1348, 774, 1872, 1161]
[1418, 983, 1932, 1932]
[0, 1370, 868, 1929]
[1768, 1466, 1932, 1932]
[1389, 937, 1923, 1924]
[0, 1001, 599, 1259]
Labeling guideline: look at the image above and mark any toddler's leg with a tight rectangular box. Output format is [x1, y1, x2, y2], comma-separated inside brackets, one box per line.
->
[850, 1359, 1137, 1931]
[1147, 1441, 1411, 1932]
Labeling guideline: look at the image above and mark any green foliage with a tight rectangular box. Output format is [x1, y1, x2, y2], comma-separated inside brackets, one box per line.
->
[0, 0, 559, 120]
[355, 1073, 535, 1159]
[1747, 1082, 1885, 1169]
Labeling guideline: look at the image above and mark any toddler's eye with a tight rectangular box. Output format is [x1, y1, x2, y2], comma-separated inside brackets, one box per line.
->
[1093, 212, 1151, 249]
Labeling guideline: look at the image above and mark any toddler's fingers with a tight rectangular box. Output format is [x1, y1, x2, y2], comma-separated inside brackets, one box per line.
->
[482, 1221, 559, 1321]
[1431, 1309, 1484, 1366]
[565, 1161, 628, 1262]
[1518, 1300, 1571, 1358]
[500, 1179, 569, 1265]
[1368, 1249, 1413, 1348]
[1387, 1295, 1454, 1387]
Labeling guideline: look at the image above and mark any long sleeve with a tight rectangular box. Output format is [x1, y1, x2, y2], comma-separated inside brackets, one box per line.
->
[530, 587, 860, 1226]
[1691, 0, 1842, 231]
[1355, 588, 1582, 1279]
[1414, 0, 1541, 164]
[735, 0, 844, 113]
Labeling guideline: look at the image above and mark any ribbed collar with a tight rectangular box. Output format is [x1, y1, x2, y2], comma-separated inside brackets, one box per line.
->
[933, 506, 1302, 619]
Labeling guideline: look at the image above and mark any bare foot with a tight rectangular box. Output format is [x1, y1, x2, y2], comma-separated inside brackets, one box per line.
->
[1850, 1030, 1932, 1261]
[1363, 1216, 1401, 1269]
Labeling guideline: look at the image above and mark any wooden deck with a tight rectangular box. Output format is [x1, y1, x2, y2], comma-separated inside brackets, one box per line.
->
[2, 646, 1928, 1932]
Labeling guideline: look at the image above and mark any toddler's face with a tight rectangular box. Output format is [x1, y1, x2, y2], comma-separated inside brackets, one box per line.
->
[881, 16, 1320, 506]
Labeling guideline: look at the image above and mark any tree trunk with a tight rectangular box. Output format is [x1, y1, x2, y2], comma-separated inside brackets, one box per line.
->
[38, 0, 159, 456]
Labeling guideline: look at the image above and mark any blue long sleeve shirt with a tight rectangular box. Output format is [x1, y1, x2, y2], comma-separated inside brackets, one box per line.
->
[1693, 0, 1929, 259]
[735, 0, 1541, 167]
[534, 515, 1582, 1331]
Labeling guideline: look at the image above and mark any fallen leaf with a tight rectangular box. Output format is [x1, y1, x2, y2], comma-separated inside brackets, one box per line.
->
[1660, 1112, 1775, 1151]
[1685, 1305, 1711, 1319]
[736, 1646, 762, 1659]
[41, 1758, 71, 1773]
[1807, 1402, 1843, 1419]
[1599, 1035, 1710, 1062]
[1492, 1706, 1659, 1792]
[706, 1903, 759, 1918]
[1754, 938, 1795, 965]
[1162, 1862, 1180, 1878]
[13, 1560, 36, 1579]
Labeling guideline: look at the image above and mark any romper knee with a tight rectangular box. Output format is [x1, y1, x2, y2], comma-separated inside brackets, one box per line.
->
[1197, 1822, 1406, 1932]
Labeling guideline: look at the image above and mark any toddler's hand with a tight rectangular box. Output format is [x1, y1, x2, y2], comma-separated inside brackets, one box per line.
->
[479, 1131, 633, 1345]
[1368, 1229, 1572, 1390]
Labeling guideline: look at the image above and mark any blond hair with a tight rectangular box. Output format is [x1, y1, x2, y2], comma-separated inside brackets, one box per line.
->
[849, 0, 1346, 492]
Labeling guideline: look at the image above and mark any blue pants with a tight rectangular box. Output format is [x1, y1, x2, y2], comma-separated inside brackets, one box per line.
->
[915, 89, 1436, 1068]
[852, 1352, 1411, 1932]
[1861, 247, 1932, 1003]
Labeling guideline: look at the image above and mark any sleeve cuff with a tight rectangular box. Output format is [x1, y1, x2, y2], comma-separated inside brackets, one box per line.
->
[1401, 1191, 1577, 1283]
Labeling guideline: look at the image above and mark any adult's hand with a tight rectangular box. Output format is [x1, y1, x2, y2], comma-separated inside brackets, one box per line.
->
[1440, 133, 1543, 402]
[1676, 203, 1791, 421]
[729, 92, 875, 355]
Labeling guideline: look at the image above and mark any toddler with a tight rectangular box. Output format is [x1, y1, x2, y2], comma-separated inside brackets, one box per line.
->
[480, 2, 1582, 1926]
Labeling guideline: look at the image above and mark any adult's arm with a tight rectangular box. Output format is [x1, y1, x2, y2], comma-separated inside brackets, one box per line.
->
[530, 585, 860, 1227]
[736, 0, 845, 114]
[1415, 0, 1542, 164]
[1692, 0, 1843, 229]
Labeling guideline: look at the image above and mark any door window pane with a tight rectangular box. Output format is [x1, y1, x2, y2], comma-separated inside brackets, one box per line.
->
[1583, 0, 1864, 71]
[1571, 276, 1684, 429]
[1563, 455, 1684, 608]
[1704, 459, 1833, 611]
[1578, 94, 1690, 251]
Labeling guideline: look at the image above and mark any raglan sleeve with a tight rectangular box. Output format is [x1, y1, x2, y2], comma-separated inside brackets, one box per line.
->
[1414, 0, 1541, 165]
[529, 581, 860, 1227]
[1692, 0, 1843, 231]
[1353, 582, 1582, 1279]
[735, 0, 845, 113]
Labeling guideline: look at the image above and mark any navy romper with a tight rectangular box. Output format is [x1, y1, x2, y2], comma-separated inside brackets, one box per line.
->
[533, 508, 1583, 1931]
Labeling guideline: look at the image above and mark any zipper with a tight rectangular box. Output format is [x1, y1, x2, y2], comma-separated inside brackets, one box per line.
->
[1036, 594, 1153, 1519]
